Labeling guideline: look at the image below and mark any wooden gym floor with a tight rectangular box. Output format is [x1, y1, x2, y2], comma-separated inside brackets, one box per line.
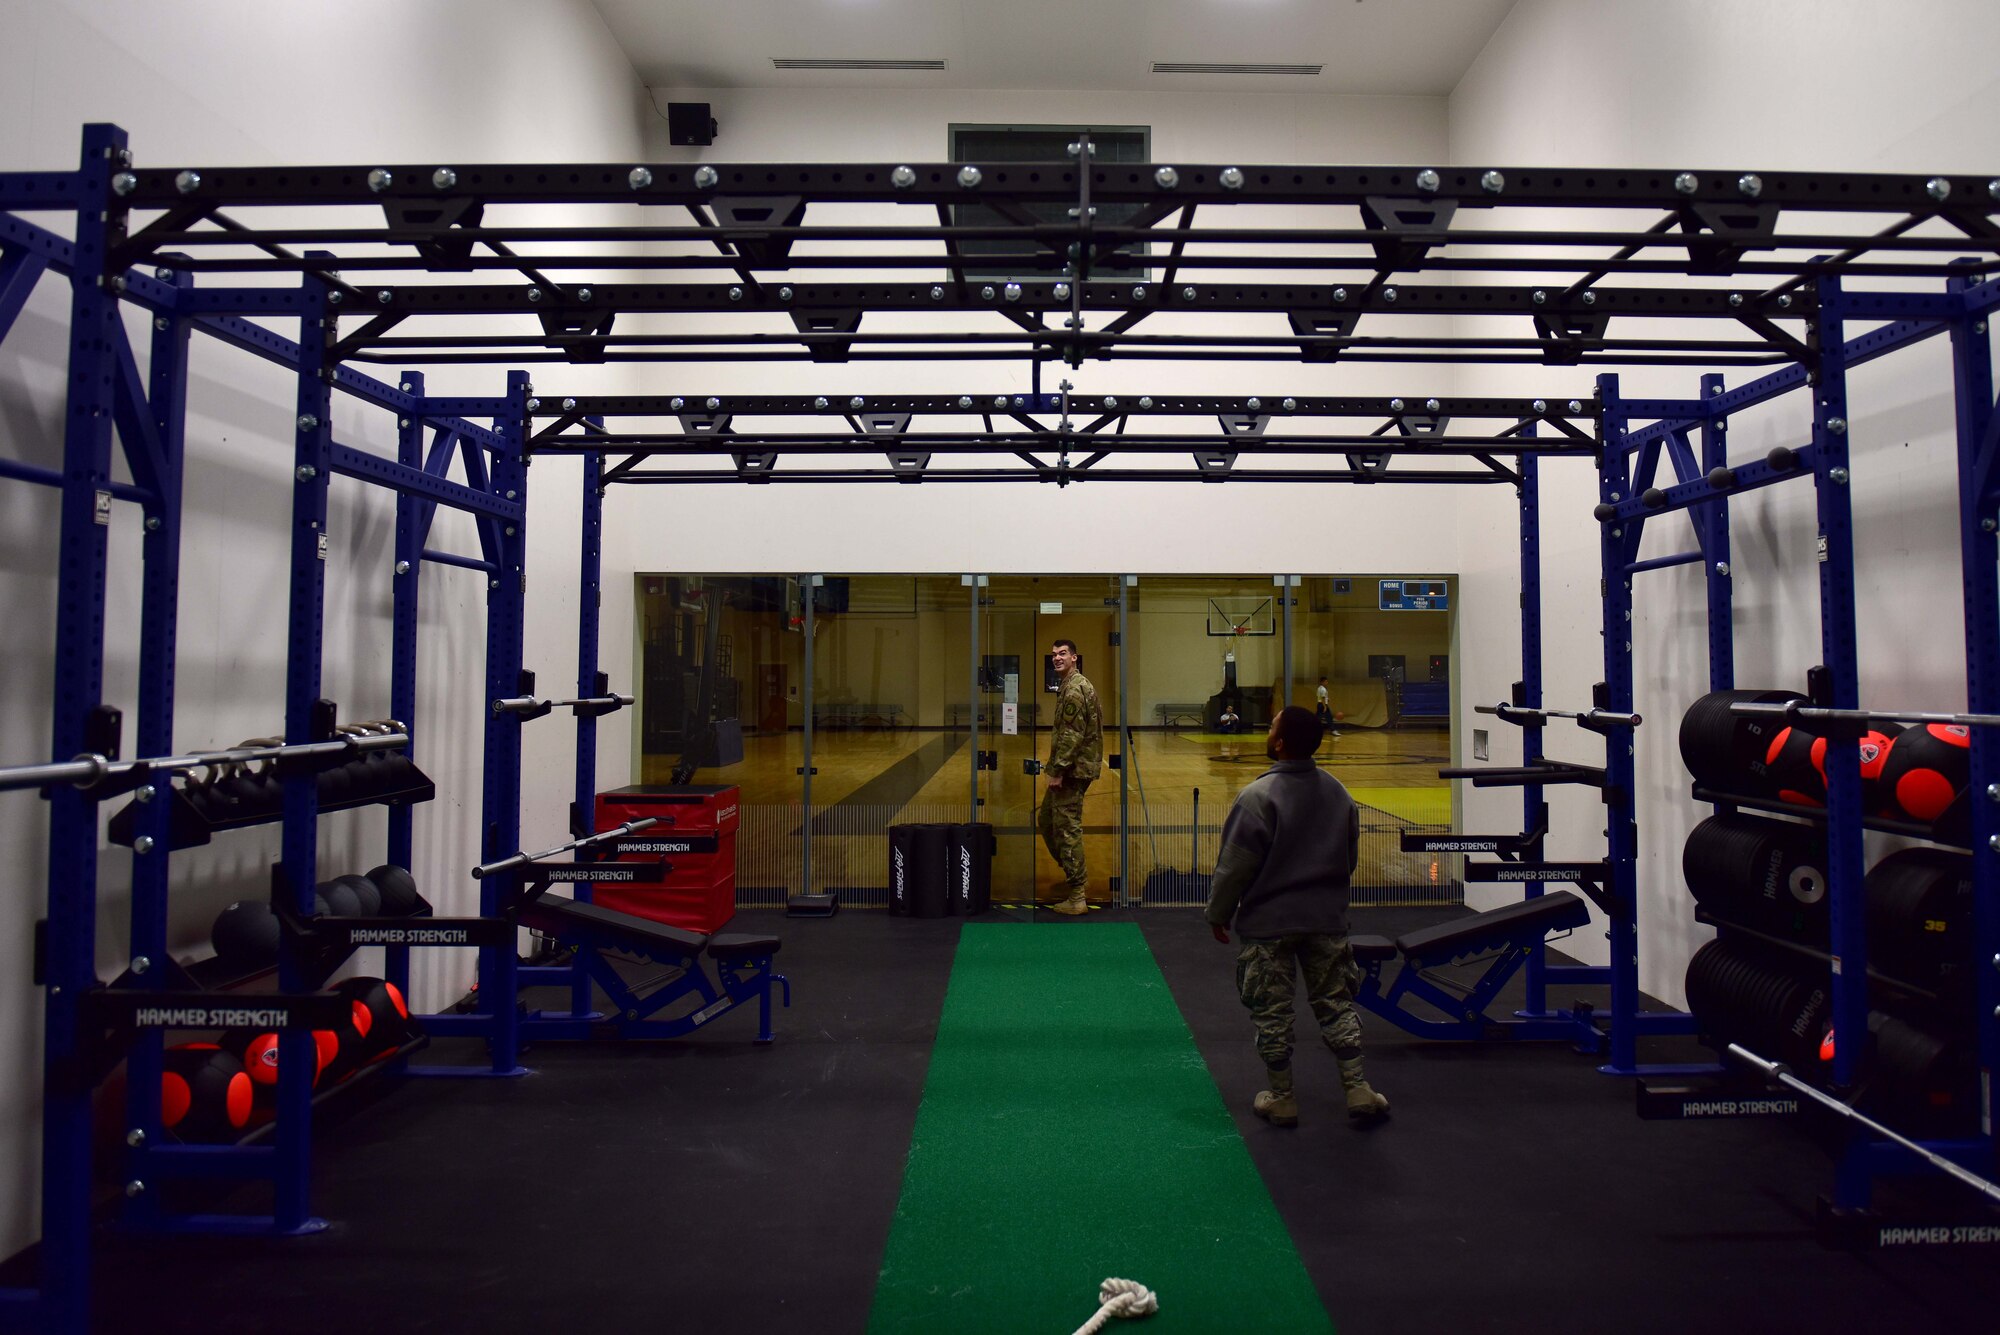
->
[641, 723, 1456, 906]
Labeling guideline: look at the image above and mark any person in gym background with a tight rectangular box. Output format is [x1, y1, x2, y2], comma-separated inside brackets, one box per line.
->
[1206, 705, 1389, 1126]
[1040, 638, 1102, 916]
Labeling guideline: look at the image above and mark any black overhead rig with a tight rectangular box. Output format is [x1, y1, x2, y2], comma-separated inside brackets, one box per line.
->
[526, 394, 1596, 487]
[93, 155, 1998, 377]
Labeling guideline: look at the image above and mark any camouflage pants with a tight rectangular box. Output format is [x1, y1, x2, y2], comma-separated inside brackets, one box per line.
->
[1036, 780, 1090, 890]
[1235, 934, 1364, 1070]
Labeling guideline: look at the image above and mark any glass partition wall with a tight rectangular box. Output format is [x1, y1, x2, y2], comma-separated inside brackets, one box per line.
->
[804, 575, 971, 903]
[635, 572, 1457, 913]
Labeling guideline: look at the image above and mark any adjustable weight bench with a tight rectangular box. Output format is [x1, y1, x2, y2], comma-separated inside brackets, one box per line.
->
[516, 895, 790, 1042]
[1351, 890, 1596, 1042]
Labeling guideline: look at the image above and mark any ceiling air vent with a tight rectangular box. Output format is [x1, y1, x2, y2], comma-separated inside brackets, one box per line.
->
[1150, 62, 1323, 76]
[772, 58, 948, 71]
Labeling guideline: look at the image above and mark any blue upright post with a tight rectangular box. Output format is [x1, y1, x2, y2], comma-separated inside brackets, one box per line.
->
[575, 435, 605, 845]
[1698, 373, 1735, 691]
[478, 371, 533, 1075]
[120, 265, 192, 1230]
[39, 119, 128, 1335]
[388, 369, 428, 887]
[1946, 271, 2000, 1182]
[1595, 374, 1643, 1075]
[571, 438, 606, 1020]
[1808, 278, 1871, 1208]
[274, 254, 338, 1235]
[386, 370, 425, 1002]
[1518, 438, 1551, 1016]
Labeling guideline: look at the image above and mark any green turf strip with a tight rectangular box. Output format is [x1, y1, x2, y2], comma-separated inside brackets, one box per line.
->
[868, 923, 1334, 1334]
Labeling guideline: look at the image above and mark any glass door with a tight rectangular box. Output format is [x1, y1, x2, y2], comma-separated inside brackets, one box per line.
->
[974, 581, 1035, 915]
[980, 576, 1124, 918]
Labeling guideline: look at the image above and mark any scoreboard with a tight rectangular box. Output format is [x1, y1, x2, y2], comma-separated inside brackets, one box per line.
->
[1379, 579, 1449, 611]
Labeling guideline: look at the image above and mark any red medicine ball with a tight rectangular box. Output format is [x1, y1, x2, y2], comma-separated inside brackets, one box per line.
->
[221, 1028, 338, 1088]
[1878, 723, 1971, 823]
[333, 976, 415, 1065]
[1808, 727, 1901, 814]
[160, 1044, 254, 1143]
[1764, 726, 1825, 806]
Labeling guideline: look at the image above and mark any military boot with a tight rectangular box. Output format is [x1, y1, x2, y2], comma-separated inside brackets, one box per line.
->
[1252, 1067, 1298, 1127]
[1050, 887, 1089, 916]
[1337, 1055, 1390, 1122]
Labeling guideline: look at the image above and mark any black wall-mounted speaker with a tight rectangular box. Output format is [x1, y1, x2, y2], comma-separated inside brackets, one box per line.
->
[667, 102, 718, 146]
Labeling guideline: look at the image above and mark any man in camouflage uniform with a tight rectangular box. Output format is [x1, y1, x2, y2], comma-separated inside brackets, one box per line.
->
[1206, 705, 1389, 1126]
[1040, 638, 1102, 916]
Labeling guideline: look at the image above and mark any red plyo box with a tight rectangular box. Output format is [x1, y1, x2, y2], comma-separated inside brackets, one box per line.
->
[590, 785, 739, 933]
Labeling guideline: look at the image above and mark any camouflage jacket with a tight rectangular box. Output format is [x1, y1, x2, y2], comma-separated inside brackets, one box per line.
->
[1047, 671, 1103, 782]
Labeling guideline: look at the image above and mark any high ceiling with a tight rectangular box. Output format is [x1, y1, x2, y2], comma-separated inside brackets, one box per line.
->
[592, 0, 1521, 96]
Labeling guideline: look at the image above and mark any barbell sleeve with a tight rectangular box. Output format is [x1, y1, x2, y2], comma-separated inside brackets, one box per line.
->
[0, 753, 115, 793]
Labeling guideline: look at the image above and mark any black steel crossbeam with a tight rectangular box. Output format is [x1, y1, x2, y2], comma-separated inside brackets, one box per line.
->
[336, 328, 1797, 354]
[609, 465, 1515, 485]
[512, 393, 1596, 419]
[524, 433, 1599, 458]
[160, 279, 1817, 319]
[345, 346, 1792, 368]
[125, 222, 1997, 259]
[110, 161, 2000, 215]
[139, 250, 2000, 280]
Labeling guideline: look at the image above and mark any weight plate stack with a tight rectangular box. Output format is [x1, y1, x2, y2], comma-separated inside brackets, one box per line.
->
[1685, 936, 1832, 1068]
[1678, 688, 1807, 796]
[1682, 812, 1829, 944]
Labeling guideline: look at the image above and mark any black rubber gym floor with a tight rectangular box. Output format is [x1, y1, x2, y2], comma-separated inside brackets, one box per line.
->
[29, 906, 2000, 1333]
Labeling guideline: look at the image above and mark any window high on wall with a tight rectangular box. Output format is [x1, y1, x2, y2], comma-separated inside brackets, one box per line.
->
[947, 124, 1151, 279]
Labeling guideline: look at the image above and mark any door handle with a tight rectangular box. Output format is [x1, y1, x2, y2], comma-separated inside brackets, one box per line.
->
[1023, 758, 1042, 775]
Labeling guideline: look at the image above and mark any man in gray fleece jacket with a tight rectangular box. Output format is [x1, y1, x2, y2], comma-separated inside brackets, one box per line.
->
[1206, 705, 1390, 1127]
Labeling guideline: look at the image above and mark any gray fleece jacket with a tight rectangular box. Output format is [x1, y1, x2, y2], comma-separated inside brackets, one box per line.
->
[1203, 758, 1360, 939]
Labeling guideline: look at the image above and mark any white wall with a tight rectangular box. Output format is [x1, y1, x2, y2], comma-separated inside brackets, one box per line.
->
[0, 0, 647, 1262]
[1446, 0, 2000, 1006]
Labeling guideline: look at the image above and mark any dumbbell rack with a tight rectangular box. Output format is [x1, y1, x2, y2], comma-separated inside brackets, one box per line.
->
[1597, 271, 2000, 1233]
[0, 126, 565, 1335]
